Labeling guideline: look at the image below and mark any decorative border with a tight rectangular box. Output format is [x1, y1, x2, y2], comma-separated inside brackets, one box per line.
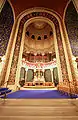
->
[8, 11, 69, 85]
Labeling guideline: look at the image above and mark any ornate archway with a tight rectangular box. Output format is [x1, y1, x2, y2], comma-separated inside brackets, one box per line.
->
[0, 8, 77, 93]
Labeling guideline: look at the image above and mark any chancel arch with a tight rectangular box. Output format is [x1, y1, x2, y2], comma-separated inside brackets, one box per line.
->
[0, 7, 77, 94]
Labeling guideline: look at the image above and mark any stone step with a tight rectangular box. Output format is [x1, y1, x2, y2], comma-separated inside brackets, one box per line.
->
[0, 99, 78, 106]
[0, 106, 78, 116]
[0, 116, 78, 120]
[0, 99, 78, 120]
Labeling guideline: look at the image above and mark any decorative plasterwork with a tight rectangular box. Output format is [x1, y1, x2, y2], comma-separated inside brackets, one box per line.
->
[23, 44, 55, 55]
[7, 9, 69, 85]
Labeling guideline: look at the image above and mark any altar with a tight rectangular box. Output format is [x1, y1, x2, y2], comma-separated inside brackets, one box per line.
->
[23, 68, 54, 88]
[21, 60, 57, 87]
[33, 76, 45, 86]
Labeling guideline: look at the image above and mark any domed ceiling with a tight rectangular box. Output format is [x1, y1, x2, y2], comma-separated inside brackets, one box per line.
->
[23, 20, 55, 55]
[10, 0, 69, 56]
[10, 0, 69, 18]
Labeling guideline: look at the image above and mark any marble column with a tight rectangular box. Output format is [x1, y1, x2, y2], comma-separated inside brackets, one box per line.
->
[42, 53, 44, 62]
[42, 69, 45, 82]
[34, 55, 35, 63]
[34, 53, 37, 63]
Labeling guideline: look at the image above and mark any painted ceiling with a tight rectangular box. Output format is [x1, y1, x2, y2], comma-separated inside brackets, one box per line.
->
[10, 0, 69, 18]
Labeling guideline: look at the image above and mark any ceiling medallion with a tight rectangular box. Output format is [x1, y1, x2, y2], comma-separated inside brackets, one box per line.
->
[34, 21, 47, 29]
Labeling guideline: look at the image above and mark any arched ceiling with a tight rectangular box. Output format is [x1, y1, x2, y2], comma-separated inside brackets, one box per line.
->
[9, 0, 69, 55]
[10, 0, 69, 18]
[23, 20, 55, 55]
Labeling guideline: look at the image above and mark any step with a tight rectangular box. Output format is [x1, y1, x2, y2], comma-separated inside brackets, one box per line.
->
[0, 116, 78, 120]
[0, 99, 78, 120]
[0, 99, 78, 106]
[0, 106, 78, 116]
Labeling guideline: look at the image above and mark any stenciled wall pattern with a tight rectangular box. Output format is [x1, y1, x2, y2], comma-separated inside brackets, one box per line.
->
[0, 0, 14, 56]
[65, 1, 78, 57]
